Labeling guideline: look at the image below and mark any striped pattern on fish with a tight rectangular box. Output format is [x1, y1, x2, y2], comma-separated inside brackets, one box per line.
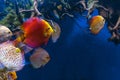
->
[0, 41, 25, 71]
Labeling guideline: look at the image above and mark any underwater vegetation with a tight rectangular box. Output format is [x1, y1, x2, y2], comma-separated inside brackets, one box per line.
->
[0, 0, 119, 80]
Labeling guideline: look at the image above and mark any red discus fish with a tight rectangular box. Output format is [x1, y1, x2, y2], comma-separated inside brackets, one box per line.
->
[21, 17, 54, 48]
[89, 15, 105, 34]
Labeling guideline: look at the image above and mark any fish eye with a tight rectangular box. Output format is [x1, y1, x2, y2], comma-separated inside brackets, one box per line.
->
[46, 56, 50, 59]
[8, 32, 11, 34]
[46, 28, 50, 31]
[48, 28, 50, 30]
[103, 19, 105, 21]
[9, 73, 13, 76]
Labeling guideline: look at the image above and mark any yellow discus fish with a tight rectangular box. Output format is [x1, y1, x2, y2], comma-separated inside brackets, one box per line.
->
[89, 15, 105, 34]
[8, 71, 17, 80]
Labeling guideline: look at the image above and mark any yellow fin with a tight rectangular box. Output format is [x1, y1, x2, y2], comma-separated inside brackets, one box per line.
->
[15, 48, 21, 53]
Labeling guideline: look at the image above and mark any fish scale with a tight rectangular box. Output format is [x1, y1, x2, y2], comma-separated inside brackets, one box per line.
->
[0, 41, 25, 71]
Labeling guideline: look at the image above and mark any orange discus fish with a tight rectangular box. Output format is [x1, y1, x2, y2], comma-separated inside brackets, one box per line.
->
[21, 17, 54, 48]
[89, 15, 105, 34]
[8, 71, 17, 80]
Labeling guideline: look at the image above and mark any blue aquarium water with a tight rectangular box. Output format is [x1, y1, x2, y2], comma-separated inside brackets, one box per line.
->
[17, 9, 120, 80]
[0, 0, 120, 80]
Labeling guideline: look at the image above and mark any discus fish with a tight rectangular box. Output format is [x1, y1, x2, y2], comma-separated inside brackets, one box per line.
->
[21, 17, 54, 48]
[0, 25, 12, 43]
[30, 47, 50, 68]
[51, 21, 61, 43]
[0, 41, 25, 71]
[8, 71, 17, 80]
[89, 15, 105, 34]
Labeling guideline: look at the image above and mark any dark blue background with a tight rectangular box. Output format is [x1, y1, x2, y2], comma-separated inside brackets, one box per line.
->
[17, 9, 120, 80]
